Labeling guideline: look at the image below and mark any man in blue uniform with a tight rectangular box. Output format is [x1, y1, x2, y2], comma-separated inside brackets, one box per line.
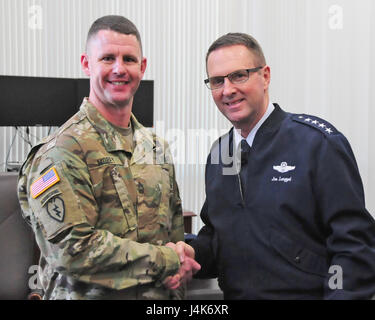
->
[180, 33, 375, 299]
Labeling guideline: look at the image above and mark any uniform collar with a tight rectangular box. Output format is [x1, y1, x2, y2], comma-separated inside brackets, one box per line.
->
[223, 103, 287, 158]
[233, 102, 275, 148]
[81, 98, 156, 163]
[255, 103, 287, 138]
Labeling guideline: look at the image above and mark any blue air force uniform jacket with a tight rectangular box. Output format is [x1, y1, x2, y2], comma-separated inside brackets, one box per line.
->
[191, 104, 375, 299]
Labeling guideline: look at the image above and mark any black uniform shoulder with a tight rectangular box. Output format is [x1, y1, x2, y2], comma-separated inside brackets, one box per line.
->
[291, 113, 340, 137]
[291, 113, 356, 159]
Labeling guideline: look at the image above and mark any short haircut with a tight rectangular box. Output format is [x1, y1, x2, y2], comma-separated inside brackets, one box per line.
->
[86, 15, 142, 54]
[206, 33, 266, 71]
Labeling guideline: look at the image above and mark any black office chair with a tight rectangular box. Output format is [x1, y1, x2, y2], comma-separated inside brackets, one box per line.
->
[0, 172, 41, 299]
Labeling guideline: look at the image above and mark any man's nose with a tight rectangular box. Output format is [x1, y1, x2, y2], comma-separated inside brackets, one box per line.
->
[222, 77, 236, 96]
[113, 58, 126, 75]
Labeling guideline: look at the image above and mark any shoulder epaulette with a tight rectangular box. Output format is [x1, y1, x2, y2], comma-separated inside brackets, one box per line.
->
[292, 114, 338, 135]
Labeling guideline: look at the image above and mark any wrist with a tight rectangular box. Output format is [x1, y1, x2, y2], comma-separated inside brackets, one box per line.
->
[154, 246, 180, 287]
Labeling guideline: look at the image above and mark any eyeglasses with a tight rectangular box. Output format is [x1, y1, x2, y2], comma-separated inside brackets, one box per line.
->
[204, 66, 264, 90]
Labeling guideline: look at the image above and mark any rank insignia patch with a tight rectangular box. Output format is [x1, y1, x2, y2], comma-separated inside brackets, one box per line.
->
[46, 196, 65, 222]
[30, 167, 60, 199]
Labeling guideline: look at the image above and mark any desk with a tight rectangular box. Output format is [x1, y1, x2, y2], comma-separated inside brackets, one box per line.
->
[183, 211, 196, 233]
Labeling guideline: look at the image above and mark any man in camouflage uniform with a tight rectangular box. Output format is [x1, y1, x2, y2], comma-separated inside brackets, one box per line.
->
[17, 15, 199, 299]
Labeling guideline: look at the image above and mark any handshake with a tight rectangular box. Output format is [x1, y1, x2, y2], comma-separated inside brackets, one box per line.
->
[163, 241, 201, 290]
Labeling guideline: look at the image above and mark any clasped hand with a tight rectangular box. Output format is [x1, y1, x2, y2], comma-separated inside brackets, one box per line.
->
[163, 241, 201, 290]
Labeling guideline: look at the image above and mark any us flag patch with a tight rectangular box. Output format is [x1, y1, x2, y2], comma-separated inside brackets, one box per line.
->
[30, 167, 60, 199]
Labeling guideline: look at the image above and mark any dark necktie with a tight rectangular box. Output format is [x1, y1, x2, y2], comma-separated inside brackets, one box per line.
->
[239, 139, 251, 196]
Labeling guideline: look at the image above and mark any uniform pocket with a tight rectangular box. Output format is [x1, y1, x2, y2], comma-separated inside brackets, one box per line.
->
[156, 164, 173, 231]
[129, 163, 173, 244]
[110, 166, 138, 234]
[134, 164, 172, 226]
[269, 228, 327, 277]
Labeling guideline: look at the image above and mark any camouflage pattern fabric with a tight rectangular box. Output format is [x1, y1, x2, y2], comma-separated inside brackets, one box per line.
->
[17, 98, 184, 299]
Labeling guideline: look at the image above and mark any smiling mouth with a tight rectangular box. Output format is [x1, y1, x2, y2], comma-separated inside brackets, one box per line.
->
[225, 98, 244, 107]
[108, 80, 130, 85]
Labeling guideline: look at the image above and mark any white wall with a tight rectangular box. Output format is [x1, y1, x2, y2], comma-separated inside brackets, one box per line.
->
[1, 0, 374, 233]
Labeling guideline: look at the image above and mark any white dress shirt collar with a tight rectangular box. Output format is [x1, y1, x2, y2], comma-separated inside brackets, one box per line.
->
[233, 102, 275, 148]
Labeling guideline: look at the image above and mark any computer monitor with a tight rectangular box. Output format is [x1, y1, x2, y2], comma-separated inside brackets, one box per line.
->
[0, 75, 77, 127]
[0, 75, 154, 127]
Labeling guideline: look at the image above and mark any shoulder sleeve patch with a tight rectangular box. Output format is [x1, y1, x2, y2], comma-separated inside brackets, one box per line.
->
[30, 166, 60, 199]
[28, 161, 88, 241]
[45, 196, 65, 223]
[292, 114, 338, 135]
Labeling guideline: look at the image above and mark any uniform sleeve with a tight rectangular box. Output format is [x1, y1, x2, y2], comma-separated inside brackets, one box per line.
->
[22, 145, 180, 291]
[169, 164, 185, 243]
[314, 134, 375, 299]
[161, 145, 186, 299]
[190, 153, 219, 279]
[191, 199, 219, 279]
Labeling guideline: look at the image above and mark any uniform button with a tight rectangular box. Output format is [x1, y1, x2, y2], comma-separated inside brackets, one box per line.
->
[294, 256, 301, 263]
[137, 182, 144, 194]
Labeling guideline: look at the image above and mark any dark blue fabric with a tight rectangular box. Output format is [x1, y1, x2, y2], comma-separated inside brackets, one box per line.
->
[239, 139, 251, 196]
[191, 104, 375, 300]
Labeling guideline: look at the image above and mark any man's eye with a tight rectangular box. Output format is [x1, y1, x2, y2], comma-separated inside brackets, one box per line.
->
[210, 77, 224, 86]
[124, 57, 136, 63]
[102, 56, 114, 62]
[231, 71, 248, 81]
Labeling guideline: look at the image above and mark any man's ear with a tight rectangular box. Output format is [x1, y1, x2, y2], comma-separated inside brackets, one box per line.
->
[140, 57, 147, 77]
[263, 65, 271, 91]
[81, 53, 90, 76]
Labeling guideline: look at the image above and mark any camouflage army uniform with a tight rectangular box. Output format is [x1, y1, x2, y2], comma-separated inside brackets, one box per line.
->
[18, 98, 184, 299]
